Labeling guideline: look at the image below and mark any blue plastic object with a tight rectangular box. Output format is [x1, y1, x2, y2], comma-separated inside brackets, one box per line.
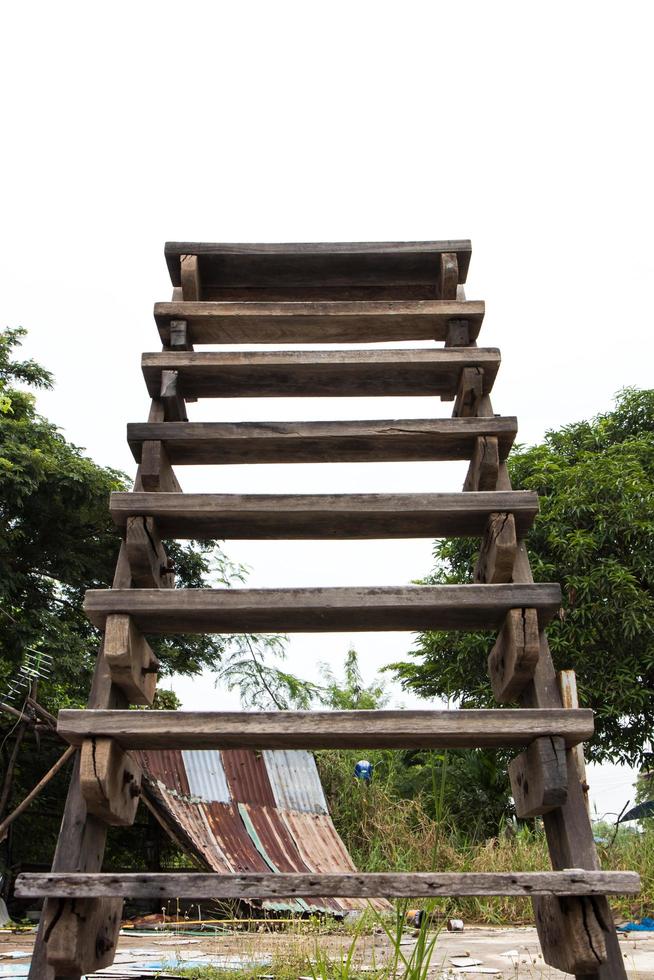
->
[354, 760, 373, 783]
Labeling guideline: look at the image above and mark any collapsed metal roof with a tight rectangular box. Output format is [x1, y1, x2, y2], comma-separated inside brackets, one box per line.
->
[139, 747, 387, 915]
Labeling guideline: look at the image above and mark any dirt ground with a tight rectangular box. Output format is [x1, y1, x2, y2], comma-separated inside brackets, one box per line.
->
[2, 924, 654, 977]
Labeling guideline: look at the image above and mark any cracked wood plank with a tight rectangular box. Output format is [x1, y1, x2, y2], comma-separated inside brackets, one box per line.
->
[127, 418, 517, 467]
[534, 894, 610, 974]
[509, 736, 568, 817]
[488, 608, 541, 703]
[41, 895, 123, 974]
[17, 870, 640, 899]
[104, 614, 159, 706]
[79, 737, 142, 826]
[125, 516, 174, 589]
[56, 707, 594, 750]
[463, 436, 500, 491]
[474, 512, 518, 583]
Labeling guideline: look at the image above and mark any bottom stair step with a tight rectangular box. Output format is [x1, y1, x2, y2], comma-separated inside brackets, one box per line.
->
[16, 870, 640, 899]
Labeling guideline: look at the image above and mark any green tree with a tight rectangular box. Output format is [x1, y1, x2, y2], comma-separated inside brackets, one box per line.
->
[389, 389, 654, 767]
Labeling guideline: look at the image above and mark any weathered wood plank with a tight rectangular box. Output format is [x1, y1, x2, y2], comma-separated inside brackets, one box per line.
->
[164, 240, 473, 297]
[110, 490, 539, 540]
[125, 516, 174, 588]
[474, 512, 518, 583]
[534, 894, 610, 974]
[180, 254, 201, 300]
[104, 614, 159, 706]
[167, 318, 193, 351]
[154, 300, 485, 345]
[453, 366, 484, 417]
[79, 737, 142, 826]
[17, 870, 638, 900]
[56, 707, 594, 751]
[160, 370, 188, 421]
[445, 318, 471, 347]
[463, 436, 500, 491]
[83, 583, 562, 634]
[509, 736, 568, 817]
[127, 417, 517, 467]
[40, 896, 123, 974]
[438, 252, 459, 299]
[141, 348, 501, 400]
[488, 608, 541, 703]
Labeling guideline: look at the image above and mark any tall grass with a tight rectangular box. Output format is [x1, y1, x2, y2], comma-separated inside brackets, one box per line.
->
[317, 749, 652, 924]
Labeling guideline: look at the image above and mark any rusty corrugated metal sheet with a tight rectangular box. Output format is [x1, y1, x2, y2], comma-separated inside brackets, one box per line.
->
[140, 747, 390, 915]
[141, 749, 190, 796]
[263, 750, 328, 814]
[221, 749, 276, 805]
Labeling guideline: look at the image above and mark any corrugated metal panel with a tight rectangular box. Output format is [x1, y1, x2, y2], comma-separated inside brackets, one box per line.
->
[140, 749, 190, 796]
[221, 749, 275, 806]
[263, 750, 328, 814]
[183, 750, 231, 802]
[202, 802, 270, 874]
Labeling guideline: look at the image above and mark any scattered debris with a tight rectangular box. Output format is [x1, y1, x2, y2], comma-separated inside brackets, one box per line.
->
[447, 918, 464, 931]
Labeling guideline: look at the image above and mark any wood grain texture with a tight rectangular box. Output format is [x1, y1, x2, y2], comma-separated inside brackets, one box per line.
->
[79, 737, 142, 827]
[463, 436, 500, 491]
[509, 736, 568, 817]
[488, 608, 541, 703]
[168, 319, 193, 351]
[534, 894, 610, 973]
[57, 707, 594, 750]
[474, 512, 518, 583]
[141, 348, 501, 400]
[40, 895, 123, 974]
[104, 615, 159, 706]
[180, 254, 201, 300]
[164, 241, 472, 294]
[160, 370, 188, 421]
[110, 490, 539, 540]
[154, 300, 485, 345]
[438, 252, 459, 299]
[17, 870, 638, 900]
[127, 417, 517, 467]
[453, 366, 484, 417]
[83, 584, 562, 634]
[125, 516, 174, 589]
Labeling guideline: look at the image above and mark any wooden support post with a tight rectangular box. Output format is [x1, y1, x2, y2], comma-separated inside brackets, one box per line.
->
[474, 512, 517, 583]
[125, 515, 174, 589]
[160, 370, 188, 421]
[40, 895, 123, 976]
[444, 317, 470, 347]
[438, 252, 459, 299]
[104, 614, 159, 706]
[453, 366, 484, 417]
[559, 670, 590, 814]
[488, 608, 540, 702]
[509, 736, 568, 816]
[463, 436, 499, 491]
[533, 894, 610, 975]
[180, 254, 201, 300]
[80, 737, 142, 826]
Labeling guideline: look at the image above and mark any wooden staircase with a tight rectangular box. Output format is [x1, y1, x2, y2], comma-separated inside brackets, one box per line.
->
[20, 240, 636, 979]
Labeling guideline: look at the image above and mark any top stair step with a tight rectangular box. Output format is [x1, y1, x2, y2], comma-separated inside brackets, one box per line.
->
[164, 240, 472, 301]
[154, 300, 484, 346]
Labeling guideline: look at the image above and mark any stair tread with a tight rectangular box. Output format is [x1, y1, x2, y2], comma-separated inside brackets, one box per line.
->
[83, 583, 561, 633]
[127, 417, 517, 466]
[110, 489, 539, 539]
[16, 869, 640, 899]
[142, 347, 501, 399]
[164, 240, 472, 301]
[154, 299, 484, 344]
[56, 707, 593, 750]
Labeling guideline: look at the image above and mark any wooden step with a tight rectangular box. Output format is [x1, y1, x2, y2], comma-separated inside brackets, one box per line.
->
[127, 417, 517, 466]
[154, 300, 485, 345]
[110, 490, 539, 539]
[16, 869, 638, 900]
[56, 707, 592, 750]
[83, 583, 561, 633]
[142, 348, 501, 400]
[164, 240, 472, 301]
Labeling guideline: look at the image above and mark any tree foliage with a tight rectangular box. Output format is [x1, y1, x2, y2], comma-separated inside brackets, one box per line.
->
[389, 389, 654, 767]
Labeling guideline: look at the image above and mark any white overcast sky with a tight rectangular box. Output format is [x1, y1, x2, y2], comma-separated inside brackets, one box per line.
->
[1, 1, 652, 817]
